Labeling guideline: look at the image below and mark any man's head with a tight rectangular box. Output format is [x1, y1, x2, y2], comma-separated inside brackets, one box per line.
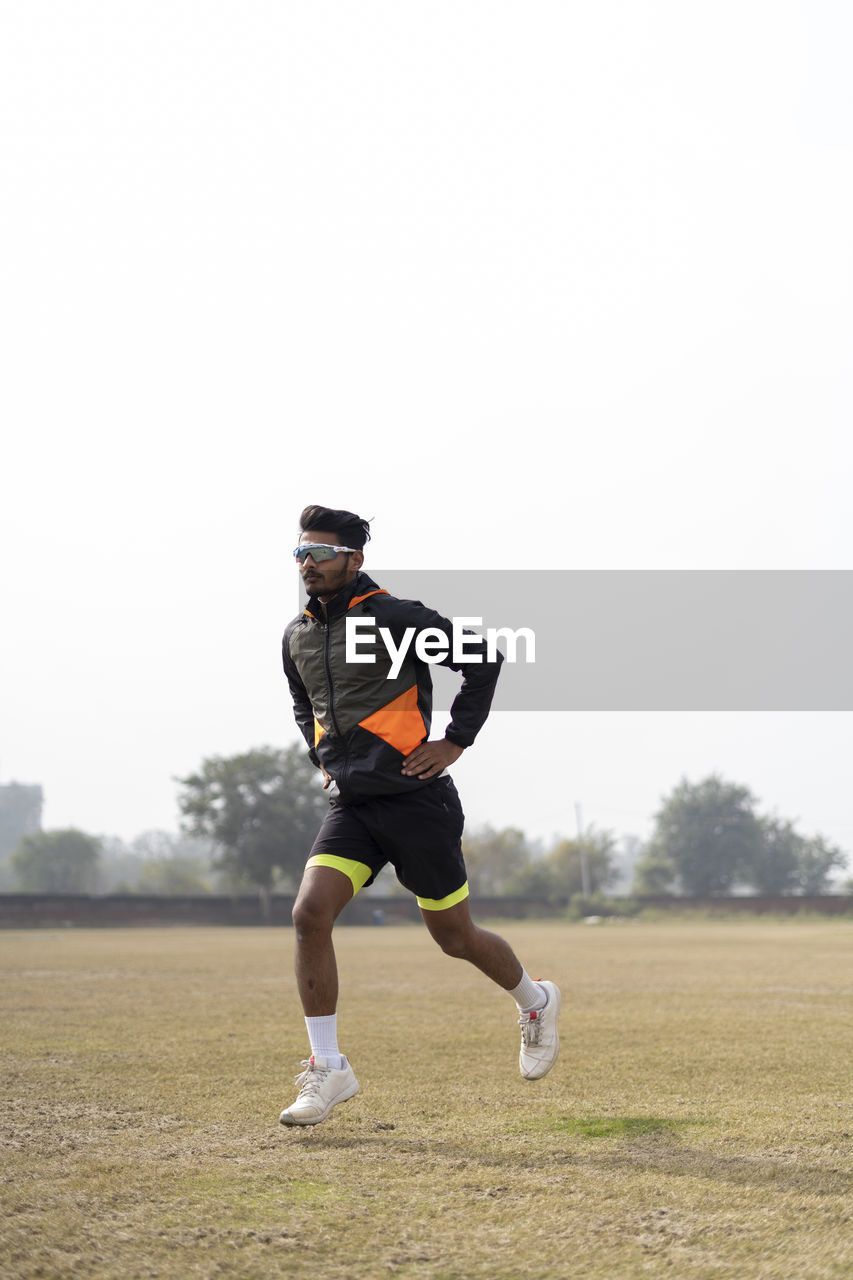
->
[294, 504, 371, 599]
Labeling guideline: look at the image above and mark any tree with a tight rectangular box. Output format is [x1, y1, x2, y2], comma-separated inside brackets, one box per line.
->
[136, 855, 212, 895]
[97, 830, 217, 894]
[742, 817, 847, 896]
[462, 825, 532, 896]
[636, 784, 848, 897]
[128, 830, 215, 894]
[12, 829, 101, 893]
[792, 834, 846, 895]
[631, 844, 676, 895]
[748, 817, 803, 895]
[635, 775, 763, 896]
[176, 745, 328, 914]
[97, 834, 147, 892]
[509, 828, 616, 903]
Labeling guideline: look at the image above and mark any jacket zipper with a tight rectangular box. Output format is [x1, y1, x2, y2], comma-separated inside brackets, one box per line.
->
[323, 619, 351, 794]
[323, 621, 342, 738]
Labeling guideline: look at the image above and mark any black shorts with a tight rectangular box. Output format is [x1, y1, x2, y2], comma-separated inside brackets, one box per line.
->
[305, 775, 468, 911]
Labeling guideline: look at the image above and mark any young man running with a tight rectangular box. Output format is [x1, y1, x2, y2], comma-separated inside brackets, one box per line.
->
[279, 504, 561, 1126]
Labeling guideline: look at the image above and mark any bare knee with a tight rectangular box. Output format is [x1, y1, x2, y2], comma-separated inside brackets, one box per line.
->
[431, 922, 476, 960]
[292, 894, 335, 939]
[292, 866, 353, 939]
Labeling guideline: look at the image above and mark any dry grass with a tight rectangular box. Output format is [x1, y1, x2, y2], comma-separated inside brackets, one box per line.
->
[2, 919, 852, 1279]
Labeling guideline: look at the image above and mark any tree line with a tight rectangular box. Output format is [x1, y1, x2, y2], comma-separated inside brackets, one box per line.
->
[463, 774, 846, 902]
[2, 746, 325, 903]
[5, 828, 218, 896]
[3, 747, 848, 901]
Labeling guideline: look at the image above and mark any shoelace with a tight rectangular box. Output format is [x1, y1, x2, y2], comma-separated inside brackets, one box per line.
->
[518, 1010, 542, 1046]
[293, 1059, 330, 1098]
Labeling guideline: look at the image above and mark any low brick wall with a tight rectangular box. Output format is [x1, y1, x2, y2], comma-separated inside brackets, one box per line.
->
[0, 892, 849, 927]
[634, 894, 853, 916]
[0, 892, 424, 927]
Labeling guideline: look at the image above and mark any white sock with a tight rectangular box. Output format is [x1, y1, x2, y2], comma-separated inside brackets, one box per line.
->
[508, 970, 547, 1013]
[304, 1015, 344, 1070]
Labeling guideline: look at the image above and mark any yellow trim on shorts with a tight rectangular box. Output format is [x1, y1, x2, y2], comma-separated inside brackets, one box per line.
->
[306, 854, 373, 894]
[416, 882, 470, 912]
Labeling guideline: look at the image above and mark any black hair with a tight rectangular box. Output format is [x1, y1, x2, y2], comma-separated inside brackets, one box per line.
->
[299, 504, 372, 550]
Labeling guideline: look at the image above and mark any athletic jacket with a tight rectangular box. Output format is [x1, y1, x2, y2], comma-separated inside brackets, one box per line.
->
[282, 571, 503, 803]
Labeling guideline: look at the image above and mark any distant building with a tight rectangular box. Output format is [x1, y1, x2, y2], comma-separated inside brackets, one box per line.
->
[0, 782, 44, 857]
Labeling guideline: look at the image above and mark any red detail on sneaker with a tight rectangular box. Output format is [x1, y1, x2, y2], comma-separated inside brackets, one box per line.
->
[309, 1055, 315, 1065]
[529, 1010, 538, 1020]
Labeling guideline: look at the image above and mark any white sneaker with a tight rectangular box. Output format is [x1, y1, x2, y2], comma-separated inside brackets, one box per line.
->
[518, 980, 561, 1080]
[279, 1055, 360, 1127]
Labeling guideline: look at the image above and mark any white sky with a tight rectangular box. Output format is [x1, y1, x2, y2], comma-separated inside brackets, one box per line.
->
[2, 2, 851, 860]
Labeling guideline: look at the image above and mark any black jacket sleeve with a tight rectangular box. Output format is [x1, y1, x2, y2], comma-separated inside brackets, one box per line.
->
[370, 595, 503, 748]
[281, 619, 321, 768]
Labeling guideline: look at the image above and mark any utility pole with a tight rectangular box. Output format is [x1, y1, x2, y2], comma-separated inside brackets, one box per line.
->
[574, 801, 592, 899]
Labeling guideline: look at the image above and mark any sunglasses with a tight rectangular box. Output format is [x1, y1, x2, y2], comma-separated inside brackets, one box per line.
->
[292, 543, 358, 564]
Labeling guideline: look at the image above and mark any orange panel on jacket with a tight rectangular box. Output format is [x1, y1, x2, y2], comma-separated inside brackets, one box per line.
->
[359, 684, 426, 757]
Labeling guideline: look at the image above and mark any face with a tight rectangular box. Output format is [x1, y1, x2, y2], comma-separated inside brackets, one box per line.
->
[297, 528, 364, 599]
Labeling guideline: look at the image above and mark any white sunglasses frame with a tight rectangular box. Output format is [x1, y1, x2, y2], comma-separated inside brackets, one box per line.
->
[292, 543, 359, 563]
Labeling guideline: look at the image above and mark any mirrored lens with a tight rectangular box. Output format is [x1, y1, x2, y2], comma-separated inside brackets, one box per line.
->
[294, 544, 339, 564]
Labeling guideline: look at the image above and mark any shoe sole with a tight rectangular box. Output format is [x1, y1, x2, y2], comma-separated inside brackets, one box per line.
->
[279, 1078, 360, 1127]
[520, 982, 561, 1081]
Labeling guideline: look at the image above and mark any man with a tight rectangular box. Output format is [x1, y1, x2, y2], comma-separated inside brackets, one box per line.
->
[279, 504, 561, 1126]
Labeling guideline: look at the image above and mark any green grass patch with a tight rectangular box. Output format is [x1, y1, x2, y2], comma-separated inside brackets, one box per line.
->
[553, 1114, 684, 1139]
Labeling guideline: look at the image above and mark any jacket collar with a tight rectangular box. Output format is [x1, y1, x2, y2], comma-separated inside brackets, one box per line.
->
[303, 570, 385, 622]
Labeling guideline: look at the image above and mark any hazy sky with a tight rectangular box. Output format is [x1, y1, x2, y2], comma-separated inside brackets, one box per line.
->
[2, 3, 851, 861]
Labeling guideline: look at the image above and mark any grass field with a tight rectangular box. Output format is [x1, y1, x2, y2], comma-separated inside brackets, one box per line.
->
[2, 919, 852, 1280]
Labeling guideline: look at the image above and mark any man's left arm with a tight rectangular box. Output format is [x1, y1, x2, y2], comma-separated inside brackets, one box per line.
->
[381, 598, 503, 779]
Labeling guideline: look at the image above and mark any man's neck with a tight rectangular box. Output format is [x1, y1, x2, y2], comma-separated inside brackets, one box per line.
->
[315, 571, 361, 614]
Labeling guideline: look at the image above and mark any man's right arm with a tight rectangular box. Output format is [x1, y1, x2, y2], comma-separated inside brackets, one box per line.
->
[281, 623, 320, 767]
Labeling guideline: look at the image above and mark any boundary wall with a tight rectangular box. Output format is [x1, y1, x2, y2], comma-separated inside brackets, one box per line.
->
[0, 893, 850, 927]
